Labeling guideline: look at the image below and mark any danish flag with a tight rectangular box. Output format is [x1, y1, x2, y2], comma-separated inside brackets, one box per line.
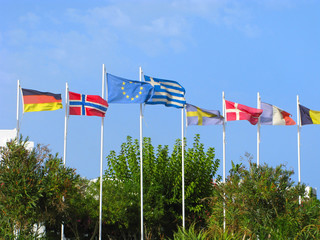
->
[69, 91, 108, 117]
[225, 100, 263, 125]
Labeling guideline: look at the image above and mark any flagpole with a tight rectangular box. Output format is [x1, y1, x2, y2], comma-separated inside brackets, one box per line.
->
[297, 95, 301, 183]
[61, 82, 69, 240]
[16, 80, 20, 138]
[182, 106, 185, 229]
[257, 92, 261, 166]
[297, 95, 301, 204]
[63, 82, 69, 166]
[99, 64, 106, 240]
[139, 66, 144, 240]
[222, 91, 226, 231]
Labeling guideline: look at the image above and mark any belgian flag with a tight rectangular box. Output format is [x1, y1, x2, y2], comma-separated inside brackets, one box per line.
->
[299, 104, 320, 125]
[22, 88, 63, 113]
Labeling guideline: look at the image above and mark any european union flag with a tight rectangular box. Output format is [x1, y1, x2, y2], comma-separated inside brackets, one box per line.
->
[107, 73, 154, 103]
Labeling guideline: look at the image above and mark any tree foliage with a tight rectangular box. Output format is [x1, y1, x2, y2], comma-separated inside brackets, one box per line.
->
[2, 136, 320, 239]
[0, 137, 81, 239]
[101, 134, 219, 239]
[206, 154, 320, 239]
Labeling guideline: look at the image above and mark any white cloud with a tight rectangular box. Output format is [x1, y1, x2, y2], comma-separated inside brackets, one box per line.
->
[63, 3, 191, 55]
[6, 29, 28, 46]
[141, 16, 188, 37]
[169, 39, 186, 53]
[88, 6, 131, 27]
[2, 0, 299, 61]
[57, 1, 265, 54]
[241, 24, 261, 38]
[255, 0, 297, 10]
[171, 0, 230, 21]
[19, 12, 40, 27]
[170, 0, 261, 37]
[66, 6, 131, 29]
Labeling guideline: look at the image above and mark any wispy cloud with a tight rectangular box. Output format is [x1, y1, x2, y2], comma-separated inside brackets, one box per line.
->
[171, 0, 261, 37]
[255, 0, 297, 10]
[0, 0, 300, 66]
[19, 12, 40, 27]
[5, 29, 28, 46]
[66, 6, 131, 28]
[63, 2, 191, 55]
[171, 0, 230, 22]
[141, 16, 188, 37]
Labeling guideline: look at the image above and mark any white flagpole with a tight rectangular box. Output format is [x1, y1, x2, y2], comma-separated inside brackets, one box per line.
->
[222, 91, 226, 231]
[182, 106, 185, 229]
[61, 82, 69, 240]
[139, 66, 144, 240]
[63, 82, 69, 167]
[16, 80, 20, 138]
[99, 64, 106, 240]
[297, 95, 301, 192]
[257, 92, 261, 166]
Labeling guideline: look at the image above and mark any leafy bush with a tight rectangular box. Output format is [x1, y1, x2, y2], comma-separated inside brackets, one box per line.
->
[206, 155, 320, 239]
[171, 224, 208, 240]
[0, 137, 81, 239]
[101, 134, 220, 239]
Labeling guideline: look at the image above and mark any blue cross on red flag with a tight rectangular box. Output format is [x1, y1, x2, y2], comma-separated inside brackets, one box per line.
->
[69, 91, 108, 117]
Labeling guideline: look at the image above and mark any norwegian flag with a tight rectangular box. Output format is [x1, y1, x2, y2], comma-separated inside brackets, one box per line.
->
[225, 100, 263, 125]
[69, 91, 108, 117]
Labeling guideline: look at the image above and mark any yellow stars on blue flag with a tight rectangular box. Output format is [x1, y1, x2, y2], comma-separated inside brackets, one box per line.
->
[121, 81, 146, 101]
[107, 73, 154, 104]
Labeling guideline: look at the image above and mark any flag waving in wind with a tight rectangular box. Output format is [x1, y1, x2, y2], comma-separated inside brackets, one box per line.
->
[299, 104, 320, 125]
[69, 91, 108, 117]
[144, 75, 186, 108]
[260, 102, 295, 125]
[186, 103, 223, 126]
[22, 88, 63, 112]
[225, 100, 263, 125]
[107, 73, 154, 103]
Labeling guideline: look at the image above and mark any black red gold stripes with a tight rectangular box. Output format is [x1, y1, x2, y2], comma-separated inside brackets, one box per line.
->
[22, 88, 63, 112]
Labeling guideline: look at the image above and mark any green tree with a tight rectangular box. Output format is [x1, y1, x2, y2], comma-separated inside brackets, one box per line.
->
[206, 155, 320, 239]
[0, 137, 81, 239]
[47, 177, 100, 240]
[102, 134, 219, 239]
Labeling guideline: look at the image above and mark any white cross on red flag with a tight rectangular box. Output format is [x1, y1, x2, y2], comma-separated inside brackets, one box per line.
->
[225, 100, 263, 125]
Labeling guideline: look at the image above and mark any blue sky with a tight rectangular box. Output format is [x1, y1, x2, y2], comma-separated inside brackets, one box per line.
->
[1, 0, 320, 195]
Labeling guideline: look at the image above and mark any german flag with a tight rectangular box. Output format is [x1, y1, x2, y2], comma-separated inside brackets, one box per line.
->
[22, 88, 63, 112]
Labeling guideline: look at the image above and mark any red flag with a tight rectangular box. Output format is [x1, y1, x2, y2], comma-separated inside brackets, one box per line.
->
[69, 91, 108, 117]
[225, 100, 263, 125]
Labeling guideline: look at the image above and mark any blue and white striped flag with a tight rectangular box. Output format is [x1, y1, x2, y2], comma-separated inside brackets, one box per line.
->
[144, 75, 186, 108]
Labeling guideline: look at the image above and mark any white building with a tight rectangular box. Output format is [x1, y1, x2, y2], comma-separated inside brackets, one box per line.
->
[0, 128, 34, 150]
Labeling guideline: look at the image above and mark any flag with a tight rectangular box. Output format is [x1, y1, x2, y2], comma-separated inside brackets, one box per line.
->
[69, 92, 108, 117]
[107, 73, 154, 103]
[186, 103, 223, 126]
[144, 75, 186, 108]
[260, 102, 295, 125]
[21, 88, 63, 112]
[299, 104, 320, 125]
[225, 100, 263, 125]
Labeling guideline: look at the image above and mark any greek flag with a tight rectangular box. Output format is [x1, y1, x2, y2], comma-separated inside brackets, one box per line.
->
[144, 75, 186, 108]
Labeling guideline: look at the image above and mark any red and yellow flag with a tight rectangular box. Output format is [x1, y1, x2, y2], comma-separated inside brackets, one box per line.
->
[22, 88, 63, 112]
